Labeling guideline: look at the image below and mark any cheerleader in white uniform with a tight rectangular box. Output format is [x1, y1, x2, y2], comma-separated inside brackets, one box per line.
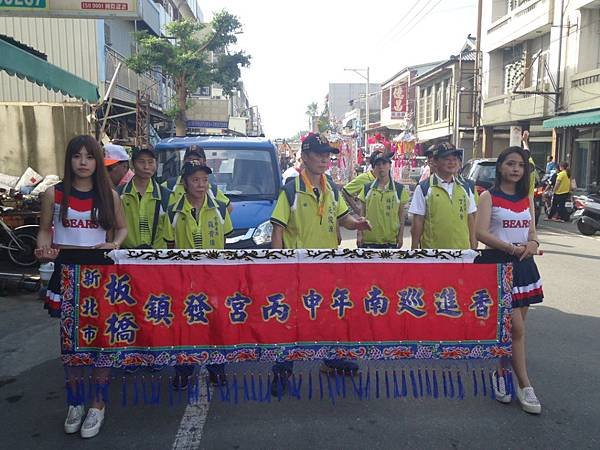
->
[36, 135, 127, 438]
[475, 146, 543, 415]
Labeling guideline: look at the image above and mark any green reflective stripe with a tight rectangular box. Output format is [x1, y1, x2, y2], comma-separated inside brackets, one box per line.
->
[0, 39, 98, 102]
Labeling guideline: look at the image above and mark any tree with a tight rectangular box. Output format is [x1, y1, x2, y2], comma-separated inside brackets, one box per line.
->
[127, 11, 251, 136]
[305, 102, 318, 130]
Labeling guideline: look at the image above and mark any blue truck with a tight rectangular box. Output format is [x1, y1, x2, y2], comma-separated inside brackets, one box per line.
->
[154, 136, 281, 249]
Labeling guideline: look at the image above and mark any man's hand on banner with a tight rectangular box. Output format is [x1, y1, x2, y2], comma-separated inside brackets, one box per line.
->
[354, 217, 372, 231]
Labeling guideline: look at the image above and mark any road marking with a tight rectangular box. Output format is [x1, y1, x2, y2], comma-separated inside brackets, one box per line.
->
[172, 370, 212, 450]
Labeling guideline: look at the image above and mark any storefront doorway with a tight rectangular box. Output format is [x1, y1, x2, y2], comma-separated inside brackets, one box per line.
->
[573, 128, 600, 192]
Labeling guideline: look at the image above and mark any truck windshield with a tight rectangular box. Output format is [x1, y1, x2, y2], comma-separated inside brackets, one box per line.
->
[204, 148, 277, 200]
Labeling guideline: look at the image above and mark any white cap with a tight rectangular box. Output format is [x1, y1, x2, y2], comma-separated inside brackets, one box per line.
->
[103, 144, 129, 166]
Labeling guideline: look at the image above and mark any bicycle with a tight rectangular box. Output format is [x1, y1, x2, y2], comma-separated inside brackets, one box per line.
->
[0, 217, 39, 267]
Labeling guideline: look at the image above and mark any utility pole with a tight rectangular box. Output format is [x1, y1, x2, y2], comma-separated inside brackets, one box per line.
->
[472, 0, 483, 158]
[555, 0, 565, 114]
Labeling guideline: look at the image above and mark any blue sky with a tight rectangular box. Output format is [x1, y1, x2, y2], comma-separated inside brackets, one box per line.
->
[200, 0, 477, 137]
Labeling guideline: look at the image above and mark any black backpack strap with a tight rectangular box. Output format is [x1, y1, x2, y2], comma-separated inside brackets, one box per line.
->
[159, 185, 171, 212]
[216, 200, 228, 222]
[418, 178, 431, 197]
[210, 183, 218, 198]
[165, 176, 178, 191]
[394, 182, 404, 201]
[282, 179, 297, 207]
[465, 178, 475, 196]
[149, 183, 171, 245]
[115, 185, 124, 196]
[326, 176, 340, 202]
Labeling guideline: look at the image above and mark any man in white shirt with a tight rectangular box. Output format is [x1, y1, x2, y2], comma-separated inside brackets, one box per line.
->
[409, 142, 477, 250]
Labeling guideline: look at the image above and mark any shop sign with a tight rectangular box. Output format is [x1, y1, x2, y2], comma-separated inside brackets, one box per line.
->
[391, 83, 408, 120]
[0, 0, 139, 18]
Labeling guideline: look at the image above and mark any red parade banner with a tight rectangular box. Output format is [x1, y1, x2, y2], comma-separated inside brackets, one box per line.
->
[60, 249, 512, 368]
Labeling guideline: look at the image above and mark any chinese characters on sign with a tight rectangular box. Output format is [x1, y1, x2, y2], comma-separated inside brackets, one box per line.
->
[77, 267, 496, 348]
[391, 82, 407, 120]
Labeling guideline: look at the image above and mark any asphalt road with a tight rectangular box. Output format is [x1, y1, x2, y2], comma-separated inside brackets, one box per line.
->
[1, 221, 599, 449]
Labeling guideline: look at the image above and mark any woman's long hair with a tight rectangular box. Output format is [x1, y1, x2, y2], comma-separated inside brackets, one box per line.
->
[493, 146, 531, 199]
[60, 135, 116, 230]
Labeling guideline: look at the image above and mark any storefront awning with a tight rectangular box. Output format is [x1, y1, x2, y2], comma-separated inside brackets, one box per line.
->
[0, 38, 99, 103]
[543, 110, 600, 129]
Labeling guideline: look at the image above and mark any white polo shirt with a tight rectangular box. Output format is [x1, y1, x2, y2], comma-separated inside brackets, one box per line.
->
[409, 174, 477, 216]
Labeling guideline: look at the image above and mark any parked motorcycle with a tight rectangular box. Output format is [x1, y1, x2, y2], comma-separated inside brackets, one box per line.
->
[572, 193, 600, 236]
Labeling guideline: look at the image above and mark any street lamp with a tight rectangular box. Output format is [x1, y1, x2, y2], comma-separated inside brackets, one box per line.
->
[344, 67, 370, 150]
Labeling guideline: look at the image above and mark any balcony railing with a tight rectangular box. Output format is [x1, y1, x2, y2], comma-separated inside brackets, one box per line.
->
[571, 68, 600, 88]
[105, 46, 173, 112]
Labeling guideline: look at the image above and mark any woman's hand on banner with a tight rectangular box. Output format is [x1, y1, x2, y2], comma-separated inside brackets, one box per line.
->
[34, 246, 59, 262]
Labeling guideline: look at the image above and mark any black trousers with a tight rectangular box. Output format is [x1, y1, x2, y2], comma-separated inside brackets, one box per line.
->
[549, 192, 570, 221]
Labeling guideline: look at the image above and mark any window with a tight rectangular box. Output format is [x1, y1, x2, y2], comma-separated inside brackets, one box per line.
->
[418, 89, 425, 125]
[442, 79, 450, 120]
[434, 82, 442, 122]
[503, 44, 524, 94]
[104, 23, 112, 47]
[425, 87, 433, 124]
[491, 0, 508, 21]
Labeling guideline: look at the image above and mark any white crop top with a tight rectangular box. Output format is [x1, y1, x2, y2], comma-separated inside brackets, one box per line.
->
[489, 189, 531, 245]
[52, 183, 107, 247]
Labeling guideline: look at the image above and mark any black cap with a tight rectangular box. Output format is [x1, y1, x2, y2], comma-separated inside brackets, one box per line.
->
[301, 134, 339, 154]
[424, 145, 435, 157]
[182, 160, 212, 178]
[370, 151, 392, 166]
[184, 144, 206, 160]
[131, 146, 157, 160]
[431, 142, 462, 159]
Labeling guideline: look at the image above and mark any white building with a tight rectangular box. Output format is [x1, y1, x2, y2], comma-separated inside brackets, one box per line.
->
[480, 0, 558, 164]
[0, 0, 201, 175]
[543, 0, 600, 192]
[414, 36, 477, 161]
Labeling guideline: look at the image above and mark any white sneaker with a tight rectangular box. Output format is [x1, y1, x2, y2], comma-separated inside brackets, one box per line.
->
[517, 386, 542, 414]
[492, 371, 512, 404]
[64, 405, 85, 434]
[80, 407, 105, 438]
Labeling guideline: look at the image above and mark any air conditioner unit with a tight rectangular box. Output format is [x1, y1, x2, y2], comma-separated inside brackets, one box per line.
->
[212, 87, 223, 98]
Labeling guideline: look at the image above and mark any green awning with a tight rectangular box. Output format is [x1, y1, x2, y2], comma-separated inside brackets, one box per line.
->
[543, 110, 600, 129]
[0, 38, 99, 103]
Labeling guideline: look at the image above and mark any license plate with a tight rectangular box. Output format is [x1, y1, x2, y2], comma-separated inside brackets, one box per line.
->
[572, 209, 583, 218]
[565, 202, 573, 208]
